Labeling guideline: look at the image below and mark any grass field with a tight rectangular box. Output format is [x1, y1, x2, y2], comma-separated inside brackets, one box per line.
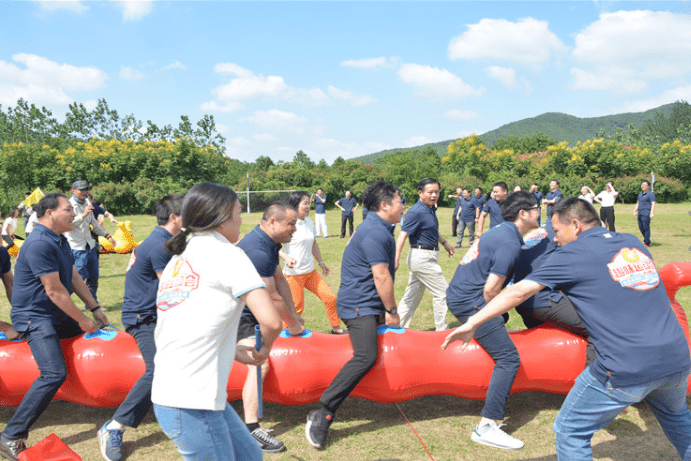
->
[1, 202, 690, 460]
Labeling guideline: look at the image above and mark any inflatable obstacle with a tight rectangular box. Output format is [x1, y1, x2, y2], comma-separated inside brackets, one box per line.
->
[98, 221, 140, 254]
[1, 262, 690, 407]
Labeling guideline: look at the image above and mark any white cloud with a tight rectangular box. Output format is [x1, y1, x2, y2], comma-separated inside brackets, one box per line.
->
[34, 0, 88, 13]
[449, 17, 566, 65]
[0, 53, 107, 106]
[485, 66, 519, 90]
[239, 110, 308, 134]
[442, 109, 478, 120]
[215, 123, 230, 134]
[311, 138, 390, 161]
[327, 86, 375, 106]
[616, 83, 691, 113]
[115, 1, 154, 22]
[571, 10, 691, 93]
[340, 57, 396, 69]
[163, 60, 186, 70]
[404, 136, 433, 148]
[83, 99, 99, 111]
[397, 63, 484, 100]
[199, 100, 244, 113]
[253, 133, 280, 143]
[119, 66, 145, 81]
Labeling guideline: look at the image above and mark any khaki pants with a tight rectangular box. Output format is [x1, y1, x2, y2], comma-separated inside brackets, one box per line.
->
[398, 248, 449, 331]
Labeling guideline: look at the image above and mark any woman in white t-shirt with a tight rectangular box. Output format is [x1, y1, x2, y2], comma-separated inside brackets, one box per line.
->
[2, 208, 19, 248]
[577, 185, 596, 204]
[152, 182, 282, 461]
[280, 191, 345, 334]
[594, 181, 618, 232]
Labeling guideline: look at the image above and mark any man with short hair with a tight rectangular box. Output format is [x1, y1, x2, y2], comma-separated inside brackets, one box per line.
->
[474, 187, 487, 224]
[449, 187, 463, 237]
[455, 189, 478, 249]
[236, 202, 305, 453]
[395, 178, 454, 331]
[529, 183, 543, 226]
[311, 188, 328, 238]
[336, 190, 359, 238]
[0, 193, 109, 460]
[64, 181, 116, 302]
[97, 194, 183, 461]
[305, 181, 404, 449]
[443, 197, 691, 459]
[476, 182, 509, 237]
[542, 180, 562, 219]
[634, 179, 656, 247]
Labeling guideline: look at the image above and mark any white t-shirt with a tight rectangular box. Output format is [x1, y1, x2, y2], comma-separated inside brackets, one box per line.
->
[282, 217, 316, 276]
[2, 217, 16, 236]
[578, 193, 594, 204]
[25, 213, 39, 234]
[152, 231, 266, 411]
[596, 190, 617, 207]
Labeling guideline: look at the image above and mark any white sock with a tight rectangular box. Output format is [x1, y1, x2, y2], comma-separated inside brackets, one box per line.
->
[107, 420, 125, 431]
[478, 417, 496, 431]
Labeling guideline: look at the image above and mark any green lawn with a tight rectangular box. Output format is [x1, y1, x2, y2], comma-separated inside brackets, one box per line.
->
[1, 203, 690, 460]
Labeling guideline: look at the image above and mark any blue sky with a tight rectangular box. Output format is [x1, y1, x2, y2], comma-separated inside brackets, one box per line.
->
[2, 1, 691, 164]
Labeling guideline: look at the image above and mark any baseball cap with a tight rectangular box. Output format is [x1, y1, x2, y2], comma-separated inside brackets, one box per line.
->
[71, 180, 90, 190]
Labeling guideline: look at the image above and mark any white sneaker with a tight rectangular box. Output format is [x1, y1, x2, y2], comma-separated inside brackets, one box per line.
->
[471, 421, 524, 450]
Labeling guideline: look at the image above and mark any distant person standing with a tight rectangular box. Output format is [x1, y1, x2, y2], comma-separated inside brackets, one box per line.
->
[336, 190, 359, 239]
[530, 183, 543, 226]
[312, 188, 328, 238]
[543, 180, 562, 219]
[455, 189, 478, 249]
[634, 180, 656, 247]
[2, 209, 19, 249]
[595, 181, 618, 232]
[477, 182, 509, 237]
[17, 192, 32, 234]
[449, 187, 463, 237]
[577, 186, 596, 204]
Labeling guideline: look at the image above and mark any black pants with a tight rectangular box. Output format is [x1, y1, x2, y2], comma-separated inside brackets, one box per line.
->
[451, 215, 458, 237]
[320, 314, 381, 414]
[600, 206, 615, 232]
[340, 215, 354, 238]
[516, 295, 595, 367]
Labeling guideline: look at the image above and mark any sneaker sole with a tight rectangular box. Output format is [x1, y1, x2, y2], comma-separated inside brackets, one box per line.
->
[98, 429, 121, 461]
[471, 431, 524, 450]
[0, 445, 20, 461]
[305, 417, 323, 449]
[259, 444, 286, 453]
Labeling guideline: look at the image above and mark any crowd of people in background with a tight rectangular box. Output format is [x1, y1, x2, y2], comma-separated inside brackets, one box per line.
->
[0, 176, 681, 461]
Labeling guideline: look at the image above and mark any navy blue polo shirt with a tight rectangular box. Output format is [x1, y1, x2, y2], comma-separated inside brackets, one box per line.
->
[401, 200, 439, 248]
[482, 198, 504, 228]
[236, 226, 281, 320]
[637, 190, 656, 216]
[531, 191, 543, 208]
[121, 226, 173, 326]
[545, 189, 562, 217]
[337, 197, 358, 217]
[513, 222, 562, 309]
[362, 207, 369, 220]
[314, 195, 327, 214]
[447, 221, 524, 317]
[0, 246, 10, 275]
[475, 195, 487, 213]
[526, 227, 690, 387]
[459, 197, 478, 222]
[11, 224, 75, 331]
[453, 198, 462, 216]
[337, 213, 395, 319]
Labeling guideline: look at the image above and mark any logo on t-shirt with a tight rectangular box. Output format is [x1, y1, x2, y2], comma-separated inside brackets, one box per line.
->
[607, 247, 659, 290]
[522, 227, 548, 249]
[125, 251, 136, 273]
[156, 258, 200, 310]
[460, 240, 480, 265]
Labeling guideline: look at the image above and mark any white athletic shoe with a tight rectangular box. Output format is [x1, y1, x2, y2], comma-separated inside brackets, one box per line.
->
[471, 421, 524, 450]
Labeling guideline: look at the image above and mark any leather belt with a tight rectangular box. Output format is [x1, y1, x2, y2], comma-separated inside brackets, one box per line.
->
[411, 244, 438, 251]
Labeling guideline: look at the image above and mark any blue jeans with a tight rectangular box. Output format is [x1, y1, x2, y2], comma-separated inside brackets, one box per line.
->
[3, 319, 82, 440]
[113, 320, 156, 428]
[72, 247, 100, 300]
[154, 403, 262, 461]
[554, 366, 691, 460]
[638, 214, 652, 245]
[458, 314, 520, 421]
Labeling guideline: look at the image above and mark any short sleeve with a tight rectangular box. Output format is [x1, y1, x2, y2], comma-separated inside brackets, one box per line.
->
[0, 247, 10, 274]
[241, 247, 276, 278]
[24, 240, 62, 278]
[401, 208, 420, 235]
[526, 250, 576, 291]
[488, 242, 520, 278]
[650, 192, 657, 202]
[223, 248, 266, 298]
[150, 246, 173, 273]
[364, 229, 393, 266]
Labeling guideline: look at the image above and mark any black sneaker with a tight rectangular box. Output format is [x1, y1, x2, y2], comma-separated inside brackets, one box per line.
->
[0, 435, 27, 461]
[305, 409, 333, 449]
[250, 427, 286, 453]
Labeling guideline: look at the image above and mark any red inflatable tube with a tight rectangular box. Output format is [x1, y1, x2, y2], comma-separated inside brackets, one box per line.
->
[1, 262, 690, 408]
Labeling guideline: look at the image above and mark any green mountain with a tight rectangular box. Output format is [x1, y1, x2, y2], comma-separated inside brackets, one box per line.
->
[352, 103, 676, 164]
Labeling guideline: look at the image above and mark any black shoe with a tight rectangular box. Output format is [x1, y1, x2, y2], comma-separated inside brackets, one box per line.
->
[330, 327, 347, 335]
[306, 409, 333, 449]
[250, 427, 286, 453]
[0, 435, 27, 461]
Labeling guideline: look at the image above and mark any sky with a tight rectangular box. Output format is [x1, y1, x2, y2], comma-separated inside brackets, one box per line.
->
[2, 1, 691, 164]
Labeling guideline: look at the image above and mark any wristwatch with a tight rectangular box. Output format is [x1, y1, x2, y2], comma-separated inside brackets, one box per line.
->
[385, 307, 397, 315]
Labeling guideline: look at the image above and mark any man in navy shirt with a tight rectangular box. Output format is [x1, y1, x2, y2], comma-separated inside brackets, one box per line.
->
[446, 191, 540, 450]
[395, 178, 455, 331]
[444, 197, 691, 459]
[1, 193, 109, 460]
[529, 183, 543, 226]
[449, 187, 463, 237]
[455, 188, 478, 249]
[542, 179, 562, 219]
[97, 194, 183, 461]
[305, 180, 404, 449]
[336, 190, 359, 238]
[236, 202, 304, 453]
[633, 179, 656, 247]
[311, 188, 328, 238]
[477, 182, 508, 237]
[0, 246, 19, 339]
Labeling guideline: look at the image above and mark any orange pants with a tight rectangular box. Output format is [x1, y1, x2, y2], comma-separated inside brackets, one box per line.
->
[285, 270, 339, 327]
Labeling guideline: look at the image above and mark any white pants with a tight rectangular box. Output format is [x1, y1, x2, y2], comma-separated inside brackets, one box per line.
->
[398, 248, 449, 331]
[315, 213, 328, 237]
